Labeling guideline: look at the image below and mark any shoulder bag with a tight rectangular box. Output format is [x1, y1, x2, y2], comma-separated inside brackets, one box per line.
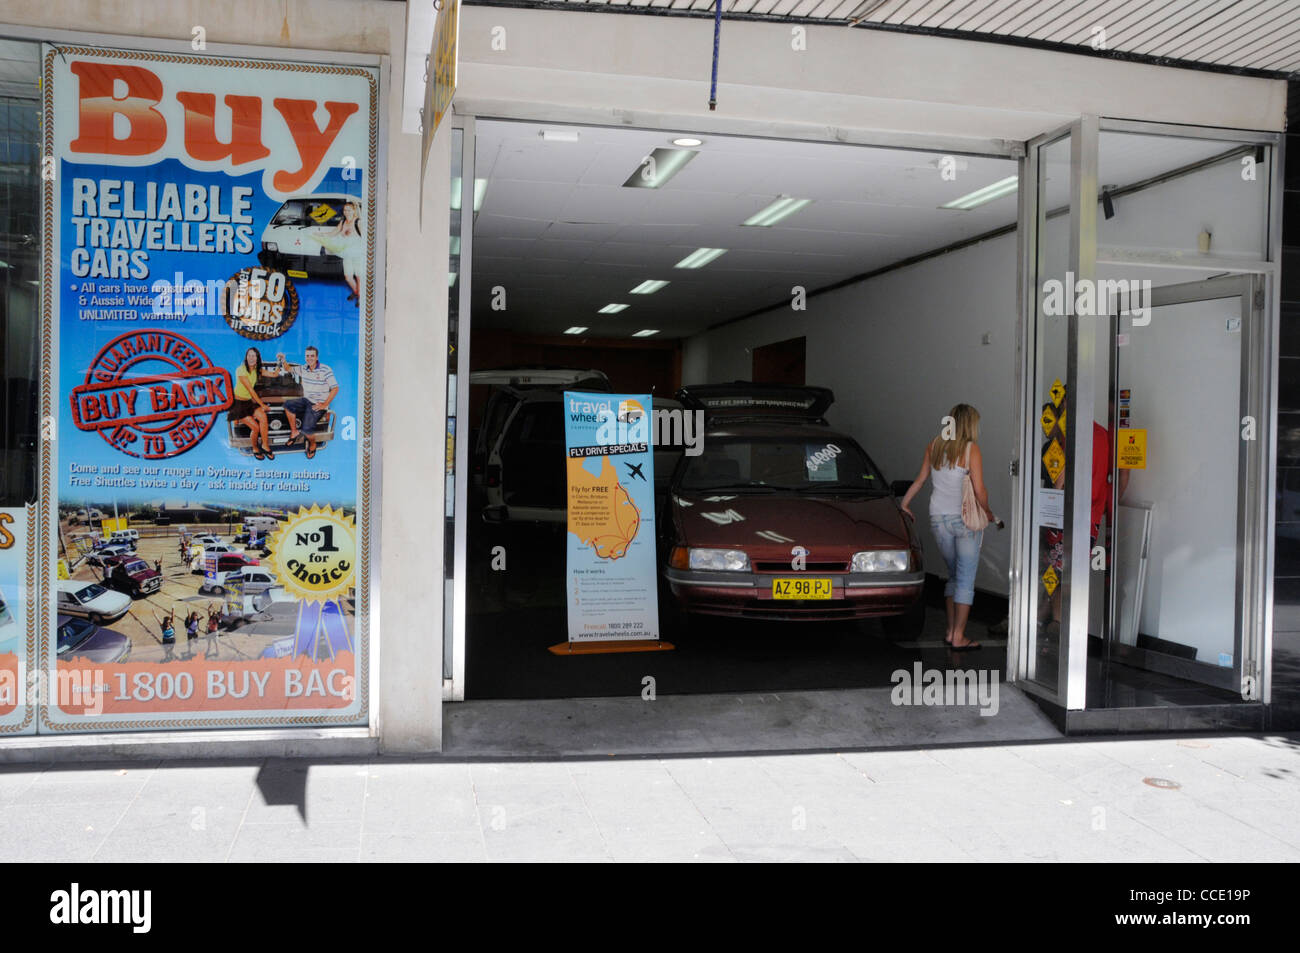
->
[960, 444, 989, 531]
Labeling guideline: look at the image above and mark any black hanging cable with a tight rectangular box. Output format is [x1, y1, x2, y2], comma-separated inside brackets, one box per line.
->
[709, 0, 721, 110]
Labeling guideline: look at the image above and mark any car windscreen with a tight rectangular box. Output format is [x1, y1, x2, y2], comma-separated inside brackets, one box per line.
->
[57, 617, 94, 654]
[270, 199, 343, 228]
[74, 583, 108, 602]
[677, 436, 887, 493]
[122, 560, 148, 573]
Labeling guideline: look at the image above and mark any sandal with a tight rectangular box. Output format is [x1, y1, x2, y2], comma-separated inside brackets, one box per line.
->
[262, 446, 275, 460]
[305, 445, 316, 459]
[288, 432, 305, 447]
[950, 640, 982, 652]
[253, 449, 265, 460]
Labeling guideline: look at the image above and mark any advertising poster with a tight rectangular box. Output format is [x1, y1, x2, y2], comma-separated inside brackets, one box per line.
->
[0, 507, 34, 733]
[42, 46, 376, 730]
[563, 391, 659, 642]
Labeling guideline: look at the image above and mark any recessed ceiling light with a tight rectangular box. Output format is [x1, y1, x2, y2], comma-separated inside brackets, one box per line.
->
[565, 327, 588, 335]
[632, 329, 659, 337]
[941, 175, 1018, 210]
[598, 303, 629, 314]
[630, 279, 669, 294]
[672, 137, 703, 147]
[623, 148, 698, 189]
[674, 248, 727, 269]
[450, 178, 488, 212]
[742, 196, 812, 227]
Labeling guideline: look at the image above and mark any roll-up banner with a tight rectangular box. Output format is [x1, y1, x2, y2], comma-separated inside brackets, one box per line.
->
[563, 392, 660, 644]
[41, 45, 377, 731]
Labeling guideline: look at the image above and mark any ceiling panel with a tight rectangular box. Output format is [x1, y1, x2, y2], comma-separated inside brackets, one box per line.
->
[471, 0, 1300, 74]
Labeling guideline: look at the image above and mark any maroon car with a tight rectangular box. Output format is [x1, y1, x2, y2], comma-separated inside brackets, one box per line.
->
[660, 383, 926, 637]
[101, 555, 162, 598]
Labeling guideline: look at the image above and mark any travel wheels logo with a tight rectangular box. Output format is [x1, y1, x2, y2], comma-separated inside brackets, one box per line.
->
[69, 329, 233, 458]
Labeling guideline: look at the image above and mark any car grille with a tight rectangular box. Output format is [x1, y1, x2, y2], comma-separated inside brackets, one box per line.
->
[753, 561, 849, 573]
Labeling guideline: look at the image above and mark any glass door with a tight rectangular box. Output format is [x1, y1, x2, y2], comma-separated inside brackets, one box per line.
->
[1102, 275, 1266, 701]
[1013, 118, 1098, 709]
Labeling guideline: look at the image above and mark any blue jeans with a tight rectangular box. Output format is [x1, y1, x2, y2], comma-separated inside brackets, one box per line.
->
[284, 397, 323, 435]
[930, 513, 983, 606]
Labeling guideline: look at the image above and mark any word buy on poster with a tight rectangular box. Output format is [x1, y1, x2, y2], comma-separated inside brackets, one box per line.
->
[42, 46, 376, 731]
[563, 392, 659, 642]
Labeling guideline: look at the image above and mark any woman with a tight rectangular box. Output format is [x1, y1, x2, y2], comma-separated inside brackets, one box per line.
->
[899, 403, 996, 651]
[312, 200, 363, 305]
[228, 347, 275, 460]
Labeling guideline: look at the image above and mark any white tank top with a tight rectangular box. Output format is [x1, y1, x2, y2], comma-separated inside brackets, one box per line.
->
[929, 444, 969, 517]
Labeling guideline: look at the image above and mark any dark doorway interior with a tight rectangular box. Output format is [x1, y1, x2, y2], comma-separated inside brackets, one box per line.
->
[751, 336, 806, 385]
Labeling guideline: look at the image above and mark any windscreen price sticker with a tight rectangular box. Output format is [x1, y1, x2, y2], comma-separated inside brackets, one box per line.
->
[268, 505, 357, 603]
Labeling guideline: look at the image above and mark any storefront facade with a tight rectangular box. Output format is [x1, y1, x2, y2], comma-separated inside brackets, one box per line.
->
[0, 0, 1295, 758]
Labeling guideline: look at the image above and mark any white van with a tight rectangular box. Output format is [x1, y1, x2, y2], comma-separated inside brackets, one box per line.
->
[108, 529, 139, 547]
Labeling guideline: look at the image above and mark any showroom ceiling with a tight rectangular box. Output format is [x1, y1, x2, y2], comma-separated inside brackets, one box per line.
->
[469, 120, 1244, 339]
[468, 0, 1300, 75]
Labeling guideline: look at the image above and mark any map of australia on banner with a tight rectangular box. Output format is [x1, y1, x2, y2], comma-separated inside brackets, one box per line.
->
[564, 392, 659, 642]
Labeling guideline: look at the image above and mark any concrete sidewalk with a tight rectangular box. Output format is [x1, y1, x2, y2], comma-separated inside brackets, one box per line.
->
[1, 732, 1297, 862]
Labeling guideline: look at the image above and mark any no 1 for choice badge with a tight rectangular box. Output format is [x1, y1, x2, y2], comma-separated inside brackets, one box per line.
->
[268, 505, 357, 603]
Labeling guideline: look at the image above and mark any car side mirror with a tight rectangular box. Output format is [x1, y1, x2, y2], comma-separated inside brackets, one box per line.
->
[890, 480, 911, 498]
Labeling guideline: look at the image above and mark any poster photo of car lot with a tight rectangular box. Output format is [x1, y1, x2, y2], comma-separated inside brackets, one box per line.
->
[42, 47, 376, 730]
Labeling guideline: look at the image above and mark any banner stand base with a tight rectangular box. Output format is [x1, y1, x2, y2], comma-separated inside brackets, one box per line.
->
[548, 640, 676, 656]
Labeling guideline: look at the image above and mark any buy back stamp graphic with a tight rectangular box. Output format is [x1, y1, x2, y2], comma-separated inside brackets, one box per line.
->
[70, 330, 233, 459]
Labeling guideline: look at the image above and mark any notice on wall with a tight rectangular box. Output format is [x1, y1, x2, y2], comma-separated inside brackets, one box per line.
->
[0, 508, 32, 733]
[564, 392, 659, 642]
[1117, 428, 1148, 470]
[42, 46, 377, 731]
[1038, 488, 1064, 530]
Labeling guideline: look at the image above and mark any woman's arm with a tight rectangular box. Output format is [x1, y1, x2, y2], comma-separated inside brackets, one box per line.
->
[898, 443, 933, 519]
[968, 443, 996, 519]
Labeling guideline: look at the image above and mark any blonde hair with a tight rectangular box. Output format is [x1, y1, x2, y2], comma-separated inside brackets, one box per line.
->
[930, 403, 980, 470]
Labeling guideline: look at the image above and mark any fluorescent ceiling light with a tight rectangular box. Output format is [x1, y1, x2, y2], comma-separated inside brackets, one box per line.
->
[450, 178, 488, 212]
[674, 247, 727, 269]
[564, 327, 588, 335]
[450, 236, 461, 256]
[540, 129, 580, 142]
[941, 175, 1018, 210]
[672, 137, 703, 147]
[598, 303, 629, 314]
[743, 196, 812, 227]
[632, 329, 659, 337]
[448, 272, 457, 287]
[623, 148, 698, 189]
[630, 279, 669, 295]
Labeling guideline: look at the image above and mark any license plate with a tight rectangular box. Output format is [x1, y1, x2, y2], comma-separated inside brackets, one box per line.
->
[771, 578, 833, 600]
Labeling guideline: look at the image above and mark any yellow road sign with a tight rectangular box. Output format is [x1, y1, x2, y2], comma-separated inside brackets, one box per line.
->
[1042, 565, 1058, 596]
[1042, 437, 1066, 484]
[1049, 378, 1065, 407]
[1117, 428, 1147, 469]
[1040, 404, 1056, 437]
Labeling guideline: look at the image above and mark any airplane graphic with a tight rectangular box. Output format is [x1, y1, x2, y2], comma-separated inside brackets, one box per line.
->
[624, 461, 646, 482]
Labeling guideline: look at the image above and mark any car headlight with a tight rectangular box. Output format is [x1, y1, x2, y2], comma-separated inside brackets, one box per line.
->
[264, 242, 278, 252]
[688, 548, 751, 572]
[851, 550, 909, 572]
